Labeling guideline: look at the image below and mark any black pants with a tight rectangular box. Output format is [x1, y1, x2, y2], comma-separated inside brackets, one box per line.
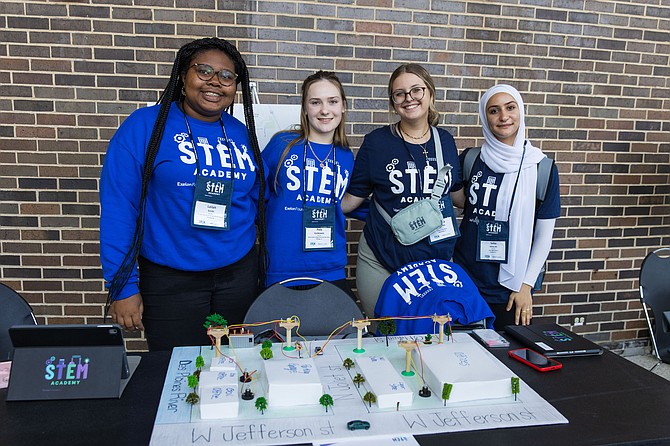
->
[138, 247, 258, 351]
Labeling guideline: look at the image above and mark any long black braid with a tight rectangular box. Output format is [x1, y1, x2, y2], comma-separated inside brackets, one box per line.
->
[105, 37, 266, 316]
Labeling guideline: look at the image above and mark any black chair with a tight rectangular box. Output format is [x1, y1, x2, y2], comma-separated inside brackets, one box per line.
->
[243, 278, 366, 339]
[639, 248, 670, 367]
[0, 283, 37, 361]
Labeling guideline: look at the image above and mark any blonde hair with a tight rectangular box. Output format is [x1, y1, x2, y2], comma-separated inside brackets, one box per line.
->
[388, 63, 440, 127]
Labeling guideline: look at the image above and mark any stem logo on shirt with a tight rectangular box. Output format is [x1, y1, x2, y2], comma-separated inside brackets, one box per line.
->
[282, 156, 349, 206]
[174, 132, 255, 181]
[468, 169, 499, 219]
[44, 354, 90, 386]
[392, 259, 463, 305]
[387, 159, 452, 204]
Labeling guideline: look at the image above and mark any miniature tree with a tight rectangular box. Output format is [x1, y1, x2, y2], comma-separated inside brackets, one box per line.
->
[204, 313, 228, 356]
[260, 347, 273, 360]
[203, 313, 227, 329]
[261, 340, 273, 350]
[194, 355, 205, 379]
[511, 377, 520, 401]
[424, 333, 432, 344]
[342, 358, 354, 370]
[363, 391, 376, 408]
[442, 383, 453, 406]
[319, 393, 334, 413]
[353, 373, 366, 388]
[185, 374, 199, 405]
[255, 396, 268, 415]
[377, 319, 397, 347]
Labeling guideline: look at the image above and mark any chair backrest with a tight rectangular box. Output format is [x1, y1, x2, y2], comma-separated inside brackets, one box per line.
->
[639, 248, 670, 362]
[243, 279, 365, 338]
[0, 283, 37, 361]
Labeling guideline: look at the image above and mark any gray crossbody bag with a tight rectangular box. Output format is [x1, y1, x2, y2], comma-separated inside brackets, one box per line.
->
[374, 127, 452, 246]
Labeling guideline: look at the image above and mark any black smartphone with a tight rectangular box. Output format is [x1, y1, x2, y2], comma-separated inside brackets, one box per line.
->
[508, 348, 562, 372]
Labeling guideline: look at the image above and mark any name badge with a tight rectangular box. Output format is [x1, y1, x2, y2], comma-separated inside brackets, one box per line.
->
[191, 176, 233, 230]
[429, 195, 461, 244]
[303, 206, 335, 251]
[476, 219, 509, 263]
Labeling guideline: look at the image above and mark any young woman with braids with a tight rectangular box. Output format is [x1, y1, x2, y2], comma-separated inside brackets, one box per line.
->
[262, 71, 355, 296]
[100, 37, 266, 351]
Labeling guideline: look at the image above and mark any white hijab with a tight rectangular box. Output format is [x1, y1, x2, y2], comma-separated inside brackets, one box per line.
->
[478, 85, 546, 292]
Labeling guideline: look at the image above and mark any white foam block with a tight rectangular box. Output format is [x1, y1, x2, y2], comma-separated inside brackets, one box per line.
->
[263, 358, 322, 407]
[200, 385, 239, 419]
[199, 370, 238, 391]
[412, 341, 513, 403]
[210, 355, 236, 371]
[355, 356, 413, 409]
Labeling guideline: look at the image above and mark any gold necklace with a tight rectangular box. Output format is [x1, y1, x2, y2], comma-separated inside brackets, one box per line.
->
[399, 123, 430, 140]
[308, 141, 334, 168]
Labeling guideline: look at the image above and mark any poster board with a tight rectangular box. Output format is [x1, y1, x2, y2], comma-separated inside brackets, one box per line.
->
[232, 103, 301, 151]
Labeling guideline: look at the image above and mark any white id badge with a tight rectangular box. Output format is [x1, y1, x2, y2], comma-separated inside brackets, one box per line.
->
[191, 176, 232, 230]
[429, 196, 460, 244]
[305, 226, 334, 250]
[303, 206, 335, 251]
[476, 220, 509, 263]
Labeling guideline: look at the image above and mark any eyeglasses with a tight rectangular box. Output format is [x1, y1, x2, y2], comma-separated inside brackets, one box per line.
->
[391, 86, 426, 104]
[190, 64, 238, 86]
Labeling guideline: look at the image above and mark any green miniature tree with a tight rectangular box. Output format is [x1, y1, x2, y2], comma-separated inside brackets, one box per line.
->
[260, 347, 273, 360]
[353, 373, 366, 388]
[255, 396, 268, 415]
[185, 374, 200, 405]
[363, 391, 376, 408]
[194, 355, 205, 379]
[378, 319, 397, 347]
[442, 383, 453, 406]
[342, 358, 354, 370]
[203, 313, 227, 329]
[511, 377, 520, 401]
[319, 393, 334, 413]
[424, 334, 433, 344]
[262, 340, 273, 350]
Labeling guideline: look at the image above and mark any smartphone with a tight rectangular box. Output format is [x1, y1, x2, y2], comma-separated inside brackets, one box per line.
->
[508, 348, 562, 372]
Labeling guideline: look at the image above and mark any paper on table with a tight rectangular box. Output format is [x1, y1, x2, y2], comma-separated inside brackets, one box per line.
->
[0, 361, 11, 389]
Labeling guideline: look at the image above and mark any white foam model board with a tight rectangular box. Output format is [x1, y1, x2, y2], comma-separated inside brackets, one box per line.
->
[200, 385, 239, 419]
[355, 356, 413, 409]
[210, 355, 237, 371]
[198, 370, 238, 391]
[412, 341, 513, 403]
[262, 358, 322, 407]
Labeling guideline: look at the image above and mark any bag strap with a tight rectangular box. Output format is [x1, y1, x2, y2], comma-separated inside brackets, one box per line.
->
[462, 146, 553, 204]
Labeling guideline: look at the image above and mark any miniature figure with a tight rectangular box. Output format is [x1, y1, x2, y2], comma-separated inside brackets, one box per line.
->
[511, 376, 520, 401]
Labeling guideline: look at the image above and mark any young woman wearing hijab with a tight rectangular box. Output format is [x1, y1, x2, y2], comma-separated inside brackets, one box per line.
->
[342, 63, 464, 319]
[100, 37, 266, 351]
[453, 84, 561, 331]
[262, 71, 355, 296]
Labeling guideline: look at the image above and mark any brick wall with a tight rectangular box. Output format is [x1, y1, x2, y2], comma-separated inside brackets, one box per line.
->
[1, 0, 669, 351]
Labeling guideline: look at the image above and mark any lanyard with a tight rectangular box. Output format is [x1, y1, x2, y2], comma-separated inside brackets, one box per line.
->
[301, 140, 337, 204]
[505, 142, 526, 221]
[182, 114, 235, 180]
